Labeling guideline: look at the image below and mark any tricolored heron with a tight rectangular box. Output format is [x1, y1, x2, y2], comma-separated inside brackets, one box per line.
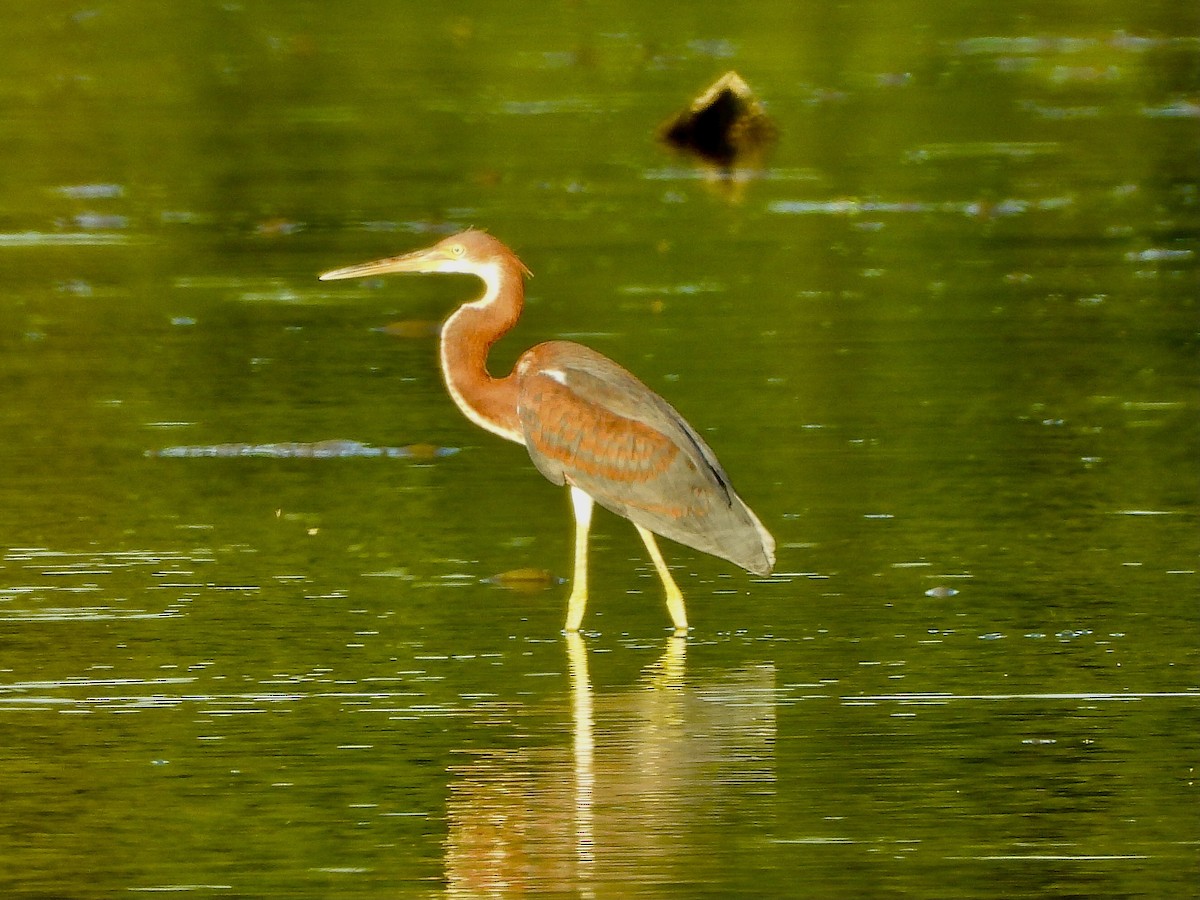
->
[319, 230, 774, 633]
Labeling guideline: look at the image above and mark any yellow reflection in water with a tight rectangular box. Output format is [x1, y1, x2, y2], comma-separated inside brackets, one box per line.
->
[444, 636, 775, 895]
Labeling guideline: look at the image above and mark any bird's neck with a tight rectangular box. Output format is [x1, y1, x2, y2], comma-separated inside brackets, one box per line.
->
[438, 259, 526, 444]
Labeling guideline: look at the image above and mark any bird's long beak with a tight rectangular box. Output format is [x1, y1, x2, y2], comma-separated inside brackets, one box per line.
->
[318, 246, 451, 281]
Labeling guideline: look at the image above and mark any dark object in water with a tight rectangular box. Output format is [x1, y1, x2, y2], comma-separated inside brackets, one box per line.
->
[149, 439, 459, 459]
[660, 71, 776, 169]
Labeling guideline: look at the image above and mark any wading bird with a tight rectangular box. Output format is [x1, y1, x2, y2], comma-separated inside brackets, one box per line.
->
[319, 230, 774, 633]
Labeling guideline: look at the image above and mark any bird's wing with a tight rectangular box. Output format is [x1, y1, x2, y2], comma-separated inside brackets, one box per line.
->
[545, 343, 737, 485]
[515, 341, 774, 575]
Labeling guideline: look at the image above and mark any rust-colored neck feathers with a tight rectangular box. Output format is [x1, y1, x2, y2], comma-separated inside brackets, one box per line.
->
[438, 252, 529, 444]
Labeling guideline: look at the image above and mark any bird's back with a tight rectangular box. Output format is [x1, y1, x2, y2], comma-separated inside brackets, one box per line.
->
[514, 341, 775, 576]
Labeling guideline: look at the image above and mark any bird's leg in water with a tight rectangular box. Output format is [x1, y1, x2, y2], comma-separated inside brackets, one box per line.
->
[564, 486, 594, 632]
[635, 525, 688, 634]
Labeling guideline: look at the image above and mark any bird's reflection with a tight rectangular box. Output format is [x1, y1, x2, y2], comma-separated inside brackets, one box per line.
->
[566, 632, 595, 877]
[445, 635, 775, 896]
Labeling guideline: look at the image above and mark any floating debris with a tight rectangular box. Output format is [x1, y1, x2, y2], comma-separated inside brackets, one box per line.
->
[55, 183, 125, 199]
[55, 280, 94, 296]
[377, 320, 440, 339]
[148, 439, 460, 459]
[483, 568, 565, 592]
[0, 232, 129, 246]
[925, 586, 960, 598]
[402, 442, 452, 460]
[72, 212, 129, 230]
[1124, 247, 1193, 262]
[904, 141, 1061, 163]
[1141, 99, 1200, 119]
[254, 218, 305, 237]
[660, 71, 776, 170]
[362, 567, 414, 580]
[769, 195, 1074, 218]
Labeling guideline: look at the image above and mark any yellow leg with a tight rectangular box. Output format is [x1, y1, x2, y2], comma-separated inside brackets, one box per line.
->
[635, 524, 688, 634]
[564, 486, 594, 632]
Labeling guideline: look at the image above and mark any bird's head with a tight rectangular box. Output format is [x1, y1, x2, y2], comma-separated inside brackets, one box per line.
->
[319, 229, 531, 282]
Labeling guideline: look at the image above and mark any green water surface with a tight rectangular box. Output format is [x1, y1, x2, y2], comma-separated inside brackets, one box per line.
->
[1, 2, 1197, 897]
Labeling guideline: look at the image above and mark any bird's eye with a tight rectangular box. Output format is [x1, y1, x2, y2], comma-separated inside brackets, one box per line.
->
[450, 245, 465, 257]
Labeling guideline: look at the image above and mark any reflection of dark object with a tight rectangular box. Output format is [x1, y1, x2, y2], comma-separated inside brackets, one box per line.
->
[149, 439, 459, 459]
[660, 71, 776, 168]
[319, 230, 775, 634]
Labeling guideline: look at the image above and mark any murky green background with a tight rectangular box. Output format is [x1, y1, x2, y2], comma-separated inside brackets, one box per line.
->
[1, 2, 1197, 897]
